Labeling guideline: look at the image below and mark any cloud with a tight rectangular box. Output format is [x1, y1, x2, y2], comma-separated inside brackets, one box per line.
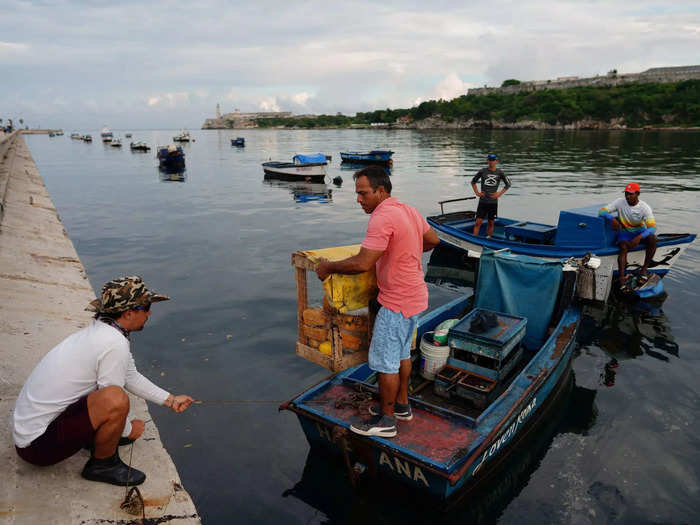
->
[258, 97, 281, 112]
[1, 0, 698, 127]
[146, 92, 191, 108]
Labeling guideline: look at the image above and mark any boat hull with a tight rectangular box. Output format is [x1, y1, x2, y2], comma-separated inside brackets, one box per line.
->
[340, 151, 393, 166]
[262, 162, 327, 182]
[284, 303, 581, 501]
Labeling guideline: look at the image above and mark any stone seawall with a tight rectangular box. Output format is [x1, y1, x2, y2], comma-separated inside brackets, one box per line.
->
[0, 133, 200, 524]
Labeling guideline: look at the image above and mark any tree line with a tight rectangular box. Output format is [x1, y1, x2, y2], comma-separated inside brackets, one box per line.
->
[253, 80, 700, 128]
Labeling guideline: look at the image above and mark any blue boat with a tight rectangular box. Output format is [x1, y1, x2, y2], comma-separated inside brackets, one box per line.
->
[231, 137, 245, 147]
[427, 200, 695, 279]
[281, 250, 581, 501]
[156, 144, 185, 168]
[340, 150, 394, 166]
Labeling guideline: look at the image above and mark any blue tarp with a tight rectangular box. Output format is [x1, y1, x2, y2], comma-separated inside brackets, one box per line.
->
[474, 250, 562, 349]
[293, 153, 327, 164]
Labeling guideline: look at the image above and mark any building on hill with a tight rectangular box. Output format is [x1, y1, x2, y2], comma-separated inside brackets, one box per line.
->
[202, 107, 293, 129]
[467, 65, 700, 96]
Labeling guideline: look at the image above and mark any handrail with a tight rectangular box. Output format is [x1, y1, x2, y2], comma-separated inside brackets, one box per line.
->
[438, 196, 475, 214]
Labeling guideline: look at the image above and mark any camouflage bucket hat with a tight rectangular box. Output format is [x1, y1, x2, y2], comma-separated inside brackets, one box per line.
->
[87, 276, 170, 314]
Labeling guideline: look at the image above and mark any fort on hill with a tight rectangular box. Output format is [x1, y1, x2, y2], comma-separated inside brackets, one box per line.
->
[468, 65, 700, 96]
[202, 105, 292, 129]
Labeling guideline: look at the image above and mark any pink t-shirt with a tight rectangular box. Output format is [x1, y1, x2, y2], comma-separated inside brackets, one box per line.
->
[361, 197, 430, 317]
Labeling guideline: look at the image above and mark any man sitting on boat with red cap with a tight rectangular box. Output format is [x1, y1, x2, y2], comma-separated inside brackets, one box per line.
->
[599, 183, 657, 291]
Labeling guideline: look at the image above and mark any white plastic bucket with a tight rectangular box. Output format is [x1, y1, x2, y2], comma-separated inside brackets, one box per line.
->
[419, 331, 450, 380]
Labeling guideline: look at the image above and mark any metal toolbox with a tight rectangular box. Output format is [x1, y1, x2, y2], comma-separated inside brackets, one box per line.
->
[448, 308, 526, 361]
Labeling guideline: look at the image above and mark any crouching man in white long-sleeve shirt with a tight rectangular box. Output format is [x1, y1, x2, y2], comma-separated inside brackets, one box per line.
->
[11, 275, 193, 486]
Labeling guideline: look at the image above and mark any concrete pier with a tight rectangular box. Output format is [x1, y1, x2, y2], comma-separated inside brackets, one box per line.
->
[0, 132, 200, 524]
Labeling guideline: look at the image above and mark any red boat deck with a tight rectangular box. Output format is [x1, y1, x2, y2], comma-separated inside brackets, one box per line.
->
[301, 383, 481, 466]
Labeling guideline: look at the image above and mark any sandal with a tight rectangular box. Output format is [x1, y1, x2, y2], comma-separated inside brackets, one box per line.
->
[619, 283, 632, 294]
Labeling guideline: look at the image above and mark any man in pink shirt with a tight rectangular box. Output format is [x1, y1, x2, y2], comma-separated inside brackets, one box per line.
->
[316, 166, 439, 437]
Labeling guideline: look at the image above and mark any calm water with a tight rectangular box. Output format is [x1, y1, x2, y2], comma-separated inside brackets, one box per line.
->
[26, 129, 700, 524]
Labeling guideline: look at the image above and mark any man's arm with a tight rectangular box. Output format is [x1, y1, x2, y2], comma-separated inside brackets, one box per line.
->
[423, 227, 440, 252]
[493, 172, 511, 199]
[471, 171, 484, 198]
[315, 247, 384, 281]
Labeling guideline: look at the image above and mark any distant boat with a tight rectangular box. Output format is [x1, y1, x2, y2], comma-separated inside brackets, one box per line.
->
[70, 132, 81, 139]
[231, 137, 245, 147]
[130, 141, 150, 152]
[110, 138, 122, 147]
[262, 153, 328, 182]
[125, 133, 132, 138]
[157, 144, 185, 168]
[48, 131, 55, 137]
[83, 134, 93, 142]
[173, 130, 191, 142]
[340, 149, 393, 166]
[55, 130, 64, 136]
[101, 127, 113, 142]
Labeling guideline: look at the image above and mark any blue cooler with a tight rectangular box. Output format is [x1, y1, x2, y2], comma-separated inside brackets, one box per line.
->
[447, 308, 527, 381]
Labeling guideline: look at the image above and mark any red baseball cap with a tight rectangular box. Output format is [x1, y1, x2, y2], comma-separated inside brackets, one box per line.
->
[624, 182, 640, 193]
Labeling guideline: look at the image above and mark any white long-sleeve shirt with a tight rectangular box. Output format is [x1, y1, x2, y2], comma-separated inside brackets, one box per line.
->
[12, 320, 170, 448]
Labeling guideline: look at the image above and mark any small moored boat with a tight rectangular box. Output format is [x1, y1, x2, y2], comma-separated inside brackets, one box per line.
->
[231, 137, 245, 147]
[125, 133, 132, 138]
[82, 134, 92, 142]
[130, 141, 150, 152]
[340, 150, 394, 167]
[70, 132, 81, 139]
[157, 144, 185, 168]
[262, 153, 328, 182]
[101, 127, 113, 142]
[173, 130, 191, 142]
[110, 138, 122, 147]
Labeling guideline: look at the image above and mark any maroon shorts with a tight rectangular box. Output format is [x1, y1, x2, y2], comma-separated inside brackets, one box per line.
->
[16, 395, 95, 466]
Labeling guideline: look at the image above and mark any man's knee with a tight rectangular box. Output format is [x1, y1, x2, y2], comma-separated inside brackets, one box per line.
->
[92, 386, 129, 414]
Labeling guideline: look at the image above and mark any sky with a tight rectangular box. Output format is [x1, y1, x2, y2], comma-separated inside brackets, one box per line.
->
[1, 0, 698, 129]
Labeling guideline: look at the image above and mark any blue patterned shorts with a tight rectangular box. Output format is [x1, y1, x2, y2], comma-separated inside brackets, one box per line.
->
[368, 307, 419, 374]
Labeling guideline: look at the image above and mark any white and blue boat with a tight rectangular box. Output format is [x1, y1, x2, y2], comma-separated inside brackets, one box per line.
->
[100, 127, 113, 142]
[427, 202, 695, 279]
[282, 250, 581, 501]
[231, 137, 245, 147]
[262, 153, 328, 183]
[340, 150, 393, 166]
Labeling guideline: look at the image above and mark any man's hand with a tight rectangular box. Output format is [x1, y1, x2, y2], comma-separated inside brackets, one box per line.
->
[476, 191, 485, 198]
[315, 258, 332, 281]
[610, 218, 621, 231]
[128, 419, 145, 440]
[165, 394, 194, 413]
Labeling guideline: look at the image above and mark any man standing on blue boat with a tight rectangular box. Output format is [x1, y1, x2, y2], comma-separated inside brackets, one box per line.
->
[599, 182, 657, 291]
[471, 154, 511, 238]
[315, 166, 440, 438]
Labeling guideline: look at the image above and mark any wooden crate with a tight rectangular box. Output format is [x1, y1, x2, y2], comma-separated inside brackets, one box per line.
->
[292, 250, 373, 372]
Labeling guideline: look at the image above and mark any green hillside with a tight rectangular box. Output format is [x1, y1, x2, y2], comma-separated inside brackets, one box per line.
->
[255, 80, 700, 128]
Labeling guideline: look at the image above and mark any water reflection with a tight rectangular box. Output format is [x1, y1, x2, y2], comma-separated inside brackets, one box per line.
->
[262, 178, 333, 203]
[339, 162, 392, 176]
[581, 294, 678, 362]
[158, 165, 187, 183]
[283, 371, 596, 524]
